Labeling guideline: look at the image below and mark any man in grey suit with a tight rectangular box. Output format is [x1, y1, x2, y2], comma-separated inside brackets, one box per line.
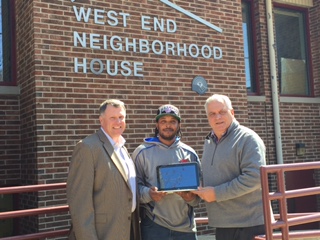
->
[67, 99, 141, 240]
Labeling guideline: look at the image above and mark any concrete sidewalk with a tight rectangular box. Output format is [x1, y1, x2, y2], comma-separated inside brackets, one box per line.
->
[197, 235, 320, 240]
[197, 235, 215, 240]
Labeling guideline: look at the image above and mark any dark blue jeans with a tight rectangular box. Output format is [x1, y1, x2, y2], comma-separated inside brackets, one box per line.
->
[141, 216, 197, 240]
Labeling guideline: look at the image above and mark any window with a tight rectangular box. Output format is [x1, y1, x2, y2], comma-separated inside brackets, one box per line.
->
[0, 0, 16, 86]
[274, 7, 311, 96]
[242, 0, 257, 93]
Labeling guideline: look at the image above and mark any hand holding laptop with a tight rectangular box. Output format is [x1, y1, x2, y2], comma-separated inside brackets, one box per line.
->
[191, 186, 216, 202]
[149, 186, 168, 202]
[175, 191, 197, 202]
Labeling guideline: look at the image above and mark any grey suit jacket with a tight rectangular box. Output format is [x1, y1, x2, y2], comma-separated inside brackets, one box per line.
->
[67, 129, 141, 240]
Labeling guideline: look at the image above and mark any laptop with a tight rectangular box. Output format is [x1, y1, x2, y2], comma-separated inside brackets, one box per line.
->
[156, 162, 200, 192]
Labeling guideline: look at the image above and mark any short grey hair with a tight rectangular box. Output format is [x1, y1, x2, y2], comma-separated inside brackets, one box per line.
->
[99, 99, 126, 116]
[204, 94, 233, 114]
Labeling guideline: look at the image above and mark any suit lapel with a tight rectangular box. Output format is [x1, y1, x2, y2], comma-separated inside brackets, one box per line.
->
[97, 130, 129, 185]
[121, 146, 135, 193]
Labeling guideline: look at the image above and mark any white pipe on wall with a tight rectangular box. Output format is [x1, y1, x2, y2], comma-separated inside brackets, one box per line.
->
[266, 0, 284, 164]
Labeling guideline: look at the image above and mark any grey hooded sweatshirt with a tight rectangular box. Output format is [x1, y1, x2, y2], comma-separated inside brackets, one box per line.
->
[132, 136, 201, 233]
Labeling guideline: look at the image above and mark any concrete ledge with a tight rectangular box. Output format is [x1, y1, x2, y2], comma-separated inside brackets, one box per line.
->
[0, 86, 20, 95]
[197, 235, 215, 240]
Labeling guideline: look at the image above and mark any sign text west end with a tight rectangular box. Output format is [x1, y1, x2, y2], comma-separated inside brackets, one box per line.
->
[72, 6, 223, 77]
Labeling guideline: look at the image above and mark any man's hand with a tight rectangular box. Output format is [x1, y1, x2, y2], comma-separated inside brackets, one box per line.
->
[191, 187, 216, 202]
[175, 191, 196, 202]
[149, 186, 167, 202]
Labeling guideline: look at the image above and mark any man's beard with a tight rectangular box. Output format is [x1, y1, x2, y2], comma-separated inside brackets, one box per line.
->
[158, 128, 178, 141]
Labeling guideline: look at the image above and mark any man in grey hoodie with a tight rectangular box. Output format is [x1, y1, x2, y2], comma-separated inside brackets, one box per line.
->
[192, 94, 266, 240]
[132, 104, 201, 240]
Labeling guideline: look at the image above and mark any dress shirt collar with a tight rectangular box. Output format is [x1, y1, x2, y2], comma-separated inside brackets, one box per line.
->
[100, 127, 126, 149]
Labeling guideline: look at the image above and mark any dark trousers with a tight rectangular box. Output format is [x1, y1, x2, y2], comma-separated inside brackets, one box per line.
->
[130, 222, 134, 240]
[216, 224, 265, 240]
[141, 216, 197, 240]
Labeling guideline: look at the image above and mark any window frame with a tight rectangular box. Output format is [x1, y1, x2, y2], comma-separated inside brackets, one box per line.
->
[0, 0, 17, 87]
[242, 0, 260, 95]
[273, 3, 314, 97]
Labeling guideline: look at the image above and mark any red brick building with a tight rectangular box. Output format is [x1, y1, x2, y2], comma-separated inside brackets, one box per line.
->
[1, 0, 319, 237]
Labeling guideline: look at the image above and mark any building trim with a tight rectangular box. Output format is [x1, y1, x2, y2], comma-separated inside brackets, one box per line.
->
[280, 97, 320, 103]
[0, 86, 20, 95]
[247, 95, 266, 102]
[273, 0, 313, 7]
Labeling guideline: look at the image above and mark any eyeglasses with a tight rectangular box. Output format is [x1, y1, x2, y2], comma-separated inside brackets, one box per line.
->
[208, 109, 229, 118]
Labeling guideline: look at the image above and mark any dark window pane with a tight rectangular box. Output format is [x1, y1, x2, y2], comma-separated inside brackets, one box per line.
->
[0, 0, 13, 84]
[242, 1, 256, 93]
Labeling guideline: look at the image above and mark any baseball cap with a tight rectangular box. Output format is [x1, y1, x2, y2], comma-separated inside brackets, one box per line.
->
[156, 104, 181, 122]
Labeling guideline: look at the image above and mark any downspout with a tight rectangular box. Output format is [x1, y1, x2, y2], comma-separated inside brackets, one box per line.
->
[266, 0, 283, 164]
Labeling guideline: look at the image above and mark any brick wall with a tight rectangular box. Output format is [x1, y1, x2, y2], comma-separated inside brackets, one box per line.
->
[0, 96, 20, 186]
[0, 0, 319, 237]
[31, 0, 245, 235]
[309, 0, 320, 211]
[246, 0, 320, 214]
[15, 0, 39, 234]
[280, 103, 320, 161]
[309, 0, 320, 96]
